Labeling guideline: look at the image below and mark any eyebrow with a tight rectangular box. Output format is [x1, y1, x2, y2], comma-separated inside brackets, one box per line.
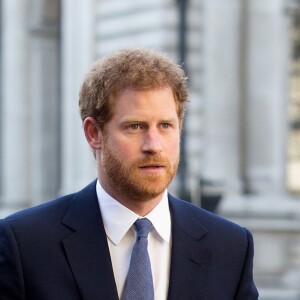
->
[120, 118, 178, 125]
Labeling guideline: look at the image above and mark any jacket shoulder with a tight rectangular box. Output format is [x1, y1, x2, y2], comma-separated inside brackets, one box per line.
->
[168, 194, 250, 241]
[4, 193, 74, 226]
[3, 180, 97, 227]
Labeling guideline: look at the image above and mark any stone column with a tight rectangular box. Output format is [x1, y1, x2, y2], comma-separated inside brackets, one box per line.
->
[60, 0, 96, 195]
[28, 0, 61, 204]
[201, 0, 243, 194]
[243, 0, 288, 194]
[1, 0, 31, 209]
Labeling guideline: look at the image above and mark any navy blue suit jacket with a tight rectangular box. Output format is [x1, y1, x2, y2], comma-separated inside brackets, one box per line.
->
[0, 181, 258, 299]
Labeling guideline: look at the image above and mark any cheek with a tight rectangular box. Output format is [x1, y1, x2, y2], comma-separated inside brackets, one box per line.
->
[108, 137, 139, 159]
[165, 136, 180, 157]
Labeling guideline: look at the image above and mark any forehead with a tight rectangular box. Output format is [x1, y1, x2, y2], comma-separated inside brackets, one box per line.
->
[112, 87, 179, 117]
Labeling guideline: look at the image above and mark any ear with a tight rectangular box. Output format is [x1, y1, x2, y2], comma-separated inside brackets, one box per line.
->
[83, 117, 103, 149]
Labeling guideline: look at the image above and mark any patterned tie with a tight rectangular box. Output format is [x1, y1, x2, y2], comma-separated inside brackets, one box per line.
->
[122, 218, 154, 300]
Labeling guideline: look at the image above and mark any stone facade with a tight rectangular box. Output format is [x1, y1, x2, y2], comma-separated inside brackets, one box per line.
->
[1, 0, 300, 298]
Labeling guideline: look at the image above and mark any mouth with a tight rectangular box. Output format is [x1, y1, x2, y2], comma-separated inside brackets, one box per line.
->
[139, 164, 165, 173]
[140, 164, 164, 168]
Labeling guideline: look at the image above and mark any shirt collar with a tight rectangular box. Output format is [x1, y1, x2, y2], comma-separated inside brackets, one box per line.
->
[96, 180, 171, 245]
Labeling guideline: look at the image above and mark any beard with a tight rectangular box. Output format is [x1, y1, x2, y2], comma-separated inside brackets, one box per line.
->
[100, 143, 179, 202]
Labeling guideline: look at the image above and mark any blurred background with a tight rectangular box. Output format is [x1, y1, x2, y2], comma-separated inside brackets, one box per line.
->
[1, 0, 300, 298]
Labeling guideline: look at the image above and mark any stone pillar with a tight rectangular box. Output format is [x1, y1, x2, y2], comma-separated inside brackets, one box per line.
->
[184, 1, 204, 204]
[60, 0, 96, 195]
[201, 0, 243, 194]
[28, 0, 61, 204]
[1, 0, 31, 208]
[243, 0, 288, 194]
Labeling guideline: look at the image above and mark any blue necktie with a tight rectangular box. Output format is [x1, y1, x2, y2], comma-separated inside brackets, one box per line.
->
[122, 218, 154, 300]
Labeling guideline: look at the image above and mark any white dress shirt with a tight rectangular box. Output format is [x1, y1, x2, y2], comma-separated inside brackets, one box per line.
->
[96, 180, 172, 300]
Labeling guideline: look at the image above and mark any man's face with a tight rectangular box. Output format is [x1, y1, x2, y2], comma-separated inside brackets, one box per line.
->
[98, 86, 181, 204]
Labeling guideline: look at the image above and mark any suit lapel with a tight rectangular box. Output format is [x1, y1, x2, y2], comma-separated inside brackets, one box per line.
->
[167, 195, 212, 300]
[61, 181, 119, 300]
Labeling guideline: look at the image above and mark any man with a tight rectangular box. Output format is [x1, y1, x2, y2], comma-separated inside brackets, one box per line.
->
[0, 48, 259, 299]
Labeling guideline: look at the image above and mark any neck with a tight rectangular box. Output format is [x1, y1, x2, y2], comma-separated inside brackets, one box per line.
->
[98, 178, 164, 216]
[116, 194, 164, 216]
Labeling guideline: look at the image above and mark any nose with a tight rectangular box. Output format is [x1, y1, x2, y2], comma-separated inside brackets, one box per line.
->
[141, 128, 163, 154]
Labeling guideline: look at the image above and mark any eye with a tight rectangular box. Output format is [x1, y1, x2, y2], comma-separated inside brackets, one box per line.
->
[161, 123, 170, 129]
[129, 124, 141, 130]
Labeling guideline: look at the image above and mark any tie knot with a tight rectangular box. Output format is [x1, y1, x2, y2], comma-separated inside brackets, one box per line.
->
[134, 218, 153, 239]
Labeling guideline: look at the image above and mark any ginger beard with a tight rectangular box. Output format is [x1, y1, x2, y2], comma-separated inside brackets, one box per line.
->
[100, 140, 180, 202]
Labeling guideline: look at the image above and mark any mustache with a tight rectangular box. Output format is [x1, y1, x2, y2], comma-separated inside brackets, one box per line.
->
[134, 156, 170, 167]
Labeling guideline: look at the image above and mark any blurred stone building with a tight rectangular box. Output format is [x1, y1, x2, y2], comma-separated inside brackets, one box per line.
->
[1, 0, 300, 298]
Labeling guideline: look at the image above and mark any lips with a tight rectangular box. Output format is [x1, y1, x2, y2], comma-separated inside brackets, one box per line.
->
[140, 164, 164, 168]
[137, 157, 168, 171]
[138, 163, 166, 175]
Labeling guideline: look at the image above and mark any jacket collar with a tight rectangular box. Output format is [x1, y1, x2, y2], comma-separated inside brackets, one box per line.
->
[61, 180, 119, 300]
[168, 194, 211, 300]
